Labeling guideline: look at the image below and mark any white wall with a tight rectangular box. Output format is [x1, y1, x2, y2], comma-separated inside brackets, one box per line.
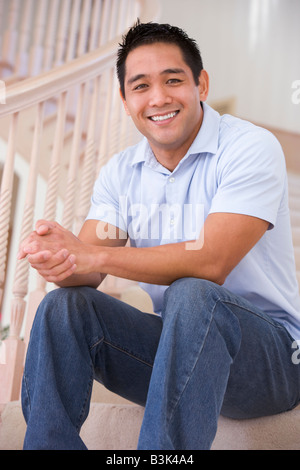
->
[158, 0, 300, 134]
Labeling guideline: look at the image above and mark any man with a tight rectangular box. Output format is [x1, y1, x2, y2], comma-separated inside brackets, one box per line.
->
[19, 22, 300, 450]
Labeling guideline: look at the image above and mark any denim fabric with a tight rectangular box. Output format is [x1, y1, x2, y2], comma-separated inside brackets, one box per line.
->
[22, 278, 300, 450]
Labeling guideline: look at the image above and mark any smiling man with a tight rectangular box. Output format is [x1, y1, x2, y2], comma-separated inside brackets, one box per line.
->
[120, 42, 208, 171]
[19, 22, 300, 450]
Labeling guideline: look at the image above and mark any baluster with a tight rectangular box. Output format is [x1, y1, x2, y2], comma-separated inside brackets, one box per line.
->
[28, 0, 48, 76]
[77, 0, 92, 57]
[62, 82, 86, 230]
[75, 76, 101, 233]
[65, 0, 82, 62]
[1, 0, 19, 76]
[117, 0, 128, 35]
[108, 0, 120, 41]
[42, 0, 60, 71]
[96, 68, 114, 175]
[54, 0, 71, 67]
[98, 0, 110, 46]
[16, 0, 35, 78]
[44, 92, 68, 221]
[0, 112, 20, 403]
[24, 92, 68, 350]
[10, 102, 44, 339]
[0, 113, 18, 311]
[0, 0, 4, 53]
[88, 0, 102, 52]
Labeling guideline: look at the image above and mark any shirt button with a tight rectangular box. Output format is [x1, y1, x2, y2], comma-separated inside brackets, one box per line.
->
[169, 177, 175, 183]
[170, 219, 175, 225]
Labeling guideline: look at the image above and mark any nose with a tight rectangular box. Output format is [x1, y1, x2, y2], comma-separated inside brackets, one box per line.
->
[148, 84, 172, 108]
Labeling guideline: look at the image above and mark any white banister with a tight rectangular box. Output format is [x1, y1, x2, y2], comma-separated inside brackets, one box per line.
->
[0, 0, 160, 404]
[0, 113, 18, 311]
[24, 91, 69, 352]
[77, 0, 93, 57]
[75, 76, 102, 233]
[88, 0, 103, 53]
[28, 0, 48, 76]
[14, 0, 34, 78]
[62, 82, 86, 231]
[42, 0, 60, 72]
[53, 0, 71, 68]
[1, 0, 18, 73]
[65, 0, 82, 62]
[10, 102, 44, 339]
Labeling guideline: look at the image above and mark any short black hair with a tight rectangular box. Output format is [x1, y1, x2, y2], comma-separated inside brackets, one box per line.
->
[117, 21, 204, 98]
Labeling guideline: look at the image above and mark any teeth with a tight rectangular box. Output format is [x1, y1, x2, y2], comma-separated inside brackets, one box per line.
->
[150, 111, 178, 122]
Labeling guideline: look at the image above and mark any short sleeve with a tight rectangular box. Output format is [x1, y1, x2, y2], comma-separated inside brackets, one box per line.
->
[209, 128, 286, 229]
[86, 155, 127, 232]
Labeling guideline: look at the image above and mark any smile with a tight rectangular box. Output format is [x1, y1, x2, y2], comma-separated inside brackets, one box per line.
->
[149, 111, 179, 122]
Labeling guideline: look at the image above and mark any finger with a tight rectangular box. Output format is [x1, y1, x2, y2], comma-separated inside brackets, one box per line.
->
[37, 256, 77, 282]
[21, 241, 40, 256]
[28, 249, 69, 269]
[27, 250, 54, 265]
[17, 247, 27, 260]
[18, 233, 38, 259]
[35, 219, 57, 235]
[43, 264, 77, 284]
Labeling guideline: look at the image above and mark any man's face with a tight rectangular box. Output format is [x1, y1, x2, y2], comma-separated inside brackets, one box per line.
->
[121, 42, 209, 164]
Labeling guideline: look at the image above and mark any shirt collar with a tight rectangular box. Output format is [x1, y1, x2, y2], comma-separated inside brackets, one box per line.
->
[130, 102, 220, 167]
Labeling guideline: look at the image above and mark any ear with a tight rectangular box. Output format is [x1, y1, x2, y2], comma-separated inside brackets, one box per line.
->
[119, 88, 131, 116]
[198, 70, 209, 102]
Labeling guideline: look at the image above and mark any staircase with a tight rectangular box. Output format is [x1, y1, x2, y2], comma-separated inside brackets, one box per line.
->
[0, 0, 160, 406]
[1, 0, 300, 450]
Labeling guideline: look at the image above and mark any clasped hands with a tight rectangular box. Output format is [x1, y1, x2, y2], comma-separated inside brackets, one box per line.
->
[18, 220, 91, 284]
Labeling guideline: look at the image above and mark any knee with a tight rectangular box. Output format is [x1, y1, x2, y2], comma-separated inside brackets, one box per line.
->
[32, 286, 95, 332]
[162, 277, 220, 324]
[162, 277, 241, 356]
[38, 286, 90, 314]
[164, 277, 220, 309]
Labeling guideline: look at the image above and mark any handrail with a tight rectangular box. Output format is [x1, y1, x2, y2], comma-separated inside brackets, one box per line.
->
[0, 43, 117, 116]
[0, 0, 161, 117]
[0, 0, 161, 404]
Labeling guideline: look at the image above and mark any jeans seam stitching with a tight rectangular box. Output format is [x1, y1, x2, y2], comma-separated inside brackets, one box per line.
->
[89, 336, 153, 367]
[221, 299, 286, 330]
[103, 339, 154, 368]
[168, 294, 216, 424]
[76, 365, 94, 432]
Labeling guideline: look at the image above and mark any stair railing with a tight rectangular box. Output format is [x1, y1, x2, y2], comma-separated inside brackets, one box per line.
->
[0, 0, 160, 403]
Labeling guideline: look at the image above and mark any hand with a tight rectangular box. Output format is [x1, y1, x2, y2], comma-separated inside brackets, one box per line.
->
[18, 220, 91, 283]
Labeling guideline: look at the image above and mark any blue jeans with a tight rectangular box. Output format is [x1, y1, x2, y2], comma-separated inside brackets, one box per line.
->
[22, 278, 300, 450]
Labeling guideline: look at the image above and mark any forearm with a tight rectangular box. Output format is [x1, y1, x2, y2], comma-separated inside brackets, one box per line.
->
[55, 271, 104, 289]
[88, 212, 268, 286]
[20, 214, 268, 288]
[95, 241, 222, 286]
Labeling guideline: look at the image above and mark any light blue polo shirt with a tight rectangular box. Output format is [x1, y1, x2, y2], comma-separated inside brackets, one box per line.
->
[87, 103, 300, 340]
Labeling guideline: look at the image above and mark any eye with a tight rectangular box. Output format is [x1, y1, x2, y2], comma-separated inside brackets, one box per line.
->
[133, 83, 148, 91]
[167, 78, 183, 84]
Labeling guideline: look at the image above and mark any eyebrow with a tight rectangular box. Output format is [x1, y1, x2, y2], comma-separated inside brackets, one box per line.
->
[127, 68, 186, 86]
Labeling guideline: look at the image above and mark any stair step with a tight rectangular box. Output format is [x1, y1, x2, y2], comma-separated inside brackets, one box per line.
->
[2, 401, 300, 450]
